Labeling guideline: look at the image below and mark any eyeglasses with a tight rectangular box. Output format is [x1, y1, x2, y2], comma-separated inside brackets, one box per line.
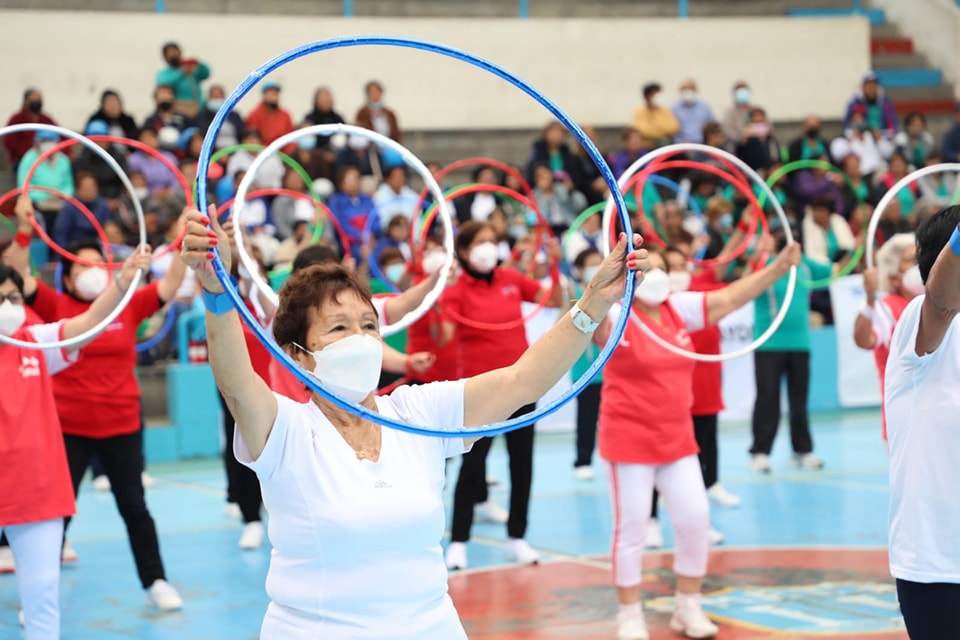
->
[0, 292, 24, 305]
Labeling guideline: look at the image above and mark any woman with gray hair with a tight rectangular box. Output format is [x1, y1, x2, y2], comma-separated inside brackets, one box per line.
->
[853, 233, 921, 441]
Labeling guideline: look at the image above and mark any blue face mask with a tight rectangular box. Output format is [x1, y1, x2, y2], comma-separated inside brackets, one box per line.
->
[719, 213, 733, 229]
[298, 136, 317, 151]
[384, 263, 406, 283]
[368, 101, 383, 110]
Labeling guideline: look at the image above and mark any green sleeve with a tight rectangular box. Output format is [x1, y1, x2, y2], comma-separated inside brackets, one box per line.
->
[802, 256, 833, 280]
[155, 68, 178, 87]
[195, 62, 211, 81]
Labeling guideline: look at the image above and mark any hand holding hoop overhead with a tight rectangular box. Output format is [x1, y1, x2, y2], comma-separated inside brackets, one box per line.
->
[181, 206, 231, 293]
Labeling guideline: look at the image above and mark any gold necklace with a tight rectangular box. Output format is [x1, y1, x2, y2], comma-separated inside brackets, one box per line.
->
[335, 423, 381, 461]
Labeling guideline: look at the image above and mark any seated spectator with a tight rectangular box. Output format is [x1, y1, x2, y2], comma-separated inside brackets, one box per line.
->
[4, 88, 56, 170]
[874, 199, 912, 245]
[225, 128, 284, 190]
[672, 78, 715, 145]
[842, 71, 898, 142]
[632, 82, 680, 148]
[289, 123, 334, 182]
[568, 124, 608, 205]
[802, 194, 855, 266]
[142, 84, 190, 133]
[788, 115, 829, 163]
[272, 169, 315, 241]
[193, 85, 244, 150]
[52, 172, 114, 250]
[355, 80, 401, 142]
[607, 128, 649, 179]
[830, 107, 891, 180]
[179, 127, 205, 162]
[245, 81, 295, 149]
[126, 127, 180, 199]
[531, 163, 586, 235]
[893, 111, 935, 169]
[916, 153, 959, 206]
[328, 166, 375, 258]
[85, 89, 138, 142]
[373, 214, 413, 266]
[375, 246, 409, 291]
[735, 107, 780, 171]
[791, 154, 846, 218]
[563, 211, 602, 265]
[701, 195, 734, 258]
[660, 200, 691, 247]
[873, 151, 919, 223]
[720, 80, 753, 145]
[333, 135, 380, 185]
[304, 86, 345, 154]
[155, 41, 211, 117]
[373, 165, 418, 227]
[837, 153, 871, 229]
[524, 121, 580, 185]
[454, 166, 502, 224]
[72, 120, 129, 201]
[941, 102, 960, 163]
[16, 129, 73, 228]
[273, 219, 313, 269]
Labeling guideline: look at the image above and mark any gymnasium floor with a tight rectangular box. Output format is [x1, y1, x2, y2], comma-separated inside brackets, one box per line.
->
[0, 410, 902, 639]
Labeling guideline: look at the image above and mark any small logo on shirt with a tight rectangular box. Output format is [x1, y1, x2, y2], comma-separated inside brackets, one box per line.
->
[501, 285, 520, 297]
[19, 355, 40, 379]
[373, 480, 393, 489]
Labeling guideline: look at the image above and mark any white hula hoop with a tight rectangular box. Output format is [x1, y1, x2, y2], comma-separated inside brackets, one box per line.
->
[0, 123, 147, 351]
[600, 142, 796, 362]
[231, 124, 454, 338]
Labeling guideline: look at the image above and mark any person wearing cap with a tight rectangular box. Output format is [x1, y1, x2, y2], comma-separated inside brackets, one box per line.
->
[940, 102, 960, 163]
[155, 42, 210, 118]
[85, 89, 139, 142]
[3, 88, 57, 171]
[72, 120, 129, 202]
[355, 80, 402, 143]
[720, 81, 753, 144]
[632, 82, 680, 149]
[246, 82, 296, 150]
[15, 128, 74, 228]
[842, 72, 898, 141]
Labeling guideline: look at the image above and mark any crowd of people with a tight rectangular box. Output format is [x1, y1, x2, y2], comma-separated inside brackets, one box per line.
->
[3, 40, 960, 640]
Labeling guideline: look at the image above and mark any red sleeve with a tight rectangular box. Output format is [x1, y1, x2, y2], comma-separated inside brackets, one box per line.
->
[442, 281, 463, 320]
[129, 282, 163, 324]
[508, 268, 544, 304]
[245, 108, 262, 131]
[31, 280, 63, 322]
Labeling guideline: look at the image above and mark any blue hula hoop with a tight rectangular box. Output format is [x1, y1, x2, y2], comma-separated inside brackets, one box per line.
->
[362, 194, 422, 294]
[197, 35, 635, 438]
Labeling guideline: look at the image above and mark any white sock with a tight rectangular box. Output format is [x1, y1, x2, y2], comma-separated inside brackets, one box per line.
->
[675, 591, 701, 608]
[618, 602, 642, 617]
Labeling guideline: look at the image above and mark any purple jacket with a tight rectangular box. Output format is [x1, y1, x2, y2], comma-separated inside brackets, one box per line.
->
[792, 170, 845, 218]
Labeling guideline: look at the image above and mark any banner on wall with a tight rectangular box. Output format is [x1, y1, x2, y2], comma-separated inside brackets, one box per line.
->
[719, 303, 757, 421]
[829, 274, 881, 407]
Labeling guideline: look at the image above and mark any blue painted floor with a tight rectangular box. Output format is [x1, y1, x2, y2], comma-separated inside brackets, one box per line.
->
[0, 410, 892, 639]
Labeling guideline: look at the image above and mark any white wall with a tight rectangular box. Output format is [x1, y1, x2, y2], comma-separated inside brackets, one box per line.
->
[870, 0, 960, 92]
[0, 11, 869, 133]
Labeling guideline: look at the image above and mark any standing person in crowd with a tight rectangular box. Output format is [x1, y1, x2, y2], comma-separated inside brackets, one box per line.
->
[524, 121, 580, 185]
[721, 81, 753, 145]
[194, 85, 245, 151]
[570, 248, 604, 479]
[3, 88, 56, 171]
[941, 102, 960, 163]
[53, 172, 115, 250]
[853, 233, 919, 442]
[85, 90, 138, 142]
[842, 72, 898, 142]
[441, 221, 565, 571]
[787, 115, 828, 163]
[608, 128, 649, 179]
[155, 42, 210, 117]
[245, 82, 295, 149]
[597, 240, 801, 640]
[672, 79, 715, 145]
[531, 163, 587, 235]
[749, 220, 831, 473]
[16, 128, 74, 230]
[304, 86, 345, 153]
[884, 206, 960, 640]
[7, 203, 190, 612]
[893, 111, 935, 169]
[73, 120, 129, 202]
[735, 107, 780, 171]
[142, 85, 190, 134]
[632, 82, 680, 149]
[355, 80, 402, 143]
[0, 196, 152, 639]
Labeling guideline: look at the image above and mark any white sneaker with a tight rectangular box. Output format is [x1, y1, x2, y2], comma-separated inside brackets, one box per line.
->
[706, 483, 741, 508]
[573, 465, 595, 480]
[616, 607, 649, 640]
[445, 542, 467, 571]
[146, 579, 183, 611]
[474, 500, 509, 524]
[92, 475, 111, 492]
[141, 472, 158, 488]
[708, 528, 725, 545]
[0, 546, 14, 573]
[791, 452, 824, 470]
[670, 592, 719, 638]
[485, 475, 500, 487]
[224, 502, 242, 519]
[61, 540, 78, 563]
[750, 453, 771, 473]
[508, 538, 540, 565]
[18, 610, 24, 627]
[644, 518, 663, 549]
[238, 522, 264, 550]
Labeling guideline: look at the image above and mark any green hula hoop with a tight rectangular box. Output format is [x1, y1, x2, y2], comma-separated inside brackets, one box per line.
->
[761, 159, 866, 290]
[0, 214, 15, 232]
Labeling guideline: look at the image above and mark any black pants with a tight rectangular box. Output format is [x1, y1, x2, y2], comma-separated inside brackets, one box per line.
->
[451, 404, 535, 542]
[750, 350, 813, 455]
[651, 413, 719, 519]
[896, 579, 960, 639]
[63, 430, 166, 589]
[220, 393, 262, 523]
[574, 383, 602, 468]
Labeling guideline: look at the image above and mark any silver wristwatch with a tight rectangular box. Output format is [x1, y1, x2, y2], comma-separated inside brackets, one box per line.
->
[569, 302, 600, 333]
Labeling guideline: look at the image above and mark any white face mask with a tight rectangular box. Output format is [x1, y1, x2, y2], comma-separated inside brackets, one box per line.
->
[468, 242, 499, 273]
[0, 301, 26, 337]
[650, 93, 664, 109]
[901, 264, 924, 296]
[681, 89, 697, 105]
[73, 266, 109, 300]
[296, 334, 384, 403]
[134, 187, 150, 201]
[38, 140, 56, 154]
[635, 268, 671, 306]
[421, 249, 446, 276]
[668, 270, 692, 293]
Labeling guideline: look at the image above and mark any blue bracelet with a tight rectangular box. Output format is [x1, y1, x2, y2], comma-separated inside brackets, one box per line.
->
[201, 288, 236, 316]
[950, 224, 960, 257]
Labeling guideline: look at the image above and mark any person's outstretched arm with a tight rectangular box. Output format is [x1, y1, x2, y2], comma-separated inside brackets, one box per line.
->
[703, 241, 801, 326]
[916, 222, 960, 355]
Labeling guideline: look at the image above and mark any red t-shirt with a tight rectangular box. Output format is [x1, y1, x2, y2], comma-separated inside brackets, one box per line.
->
[873, 293, 910, 440]
[441, 267, 542, 377]
[689, 271, 726, 417]
[599, 293, 707, 465]
[0, 322, 76, 525]
[32, 280, 162, 438]
[406, 277, 463, 383]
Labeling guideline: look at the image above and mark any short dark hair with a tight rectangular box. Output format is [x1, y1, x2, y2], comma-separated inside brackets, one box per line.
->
[574, 247, 600, 269]
[100, 89, 119, 104]
[0, 264, 25, 295]
[22, 87, 39, 102]
[273, 264, 376, 348]
[61, 240, 105, 283]
[915, 205, 960, 284]
[162, 42, 180, 56]
[455, 220, 492, 254]
[292, 245, 340, 273]
[365, 80, 383, 94]
[642, 83, 661, 100]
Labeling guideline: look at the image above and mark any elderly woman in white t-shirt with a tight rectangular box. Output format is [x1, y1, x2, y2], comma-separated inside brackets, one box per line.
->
[179, 207, 646, 639]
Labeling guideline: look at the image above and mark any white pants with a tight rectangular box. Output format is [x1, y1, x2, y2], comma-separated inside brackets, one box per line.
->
[1, 518, 63, 640]
[607, 455, 710, 587]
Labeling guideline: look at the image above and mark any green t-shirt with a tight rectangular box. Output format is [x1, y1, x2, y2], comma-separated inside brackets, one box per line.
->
[753, 256, 832, 352]
[369, 278, 407, 353]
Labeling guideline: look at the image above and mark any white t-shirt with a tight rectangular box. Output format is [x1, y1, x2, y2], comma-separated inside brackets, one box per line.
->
[235, 380, 470, 639]
[885, 295, 960, 583]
